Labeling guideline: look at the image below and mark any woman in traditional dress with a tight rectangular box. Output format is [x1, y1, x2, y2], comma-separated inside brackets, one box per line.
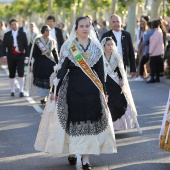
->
[0, 21, 6, 67]
[34, 17, 117, 170]
[159, 90, 170, 152]
[26, 25, 58, 103]
[101, 37, 141, 132]
[26, 22, 40, 55]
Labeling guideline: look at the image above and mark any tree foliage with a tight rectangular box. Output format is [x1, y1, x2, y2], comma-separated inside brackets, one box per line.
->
[89, 0, 111, 10]
[0, 0, 170, 21]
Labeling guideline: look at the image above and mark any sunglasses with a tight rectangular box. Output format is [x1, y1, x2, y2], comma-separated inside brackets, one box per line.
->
[45, 29, 50, 32]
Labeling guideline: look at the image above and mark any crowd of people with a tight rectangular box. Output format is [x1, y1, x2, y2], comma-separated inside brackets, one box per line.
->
[0, 13, 170, 170]
[134, 15, 170, 83]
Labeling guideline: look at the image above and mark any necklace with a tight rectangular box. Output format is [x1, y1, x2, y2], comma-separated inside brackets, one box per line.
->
[42, 36, 49, 45]
[83, 52, 90, 61]
[105, 54, 111, 63]
[78, 39, 89, 47]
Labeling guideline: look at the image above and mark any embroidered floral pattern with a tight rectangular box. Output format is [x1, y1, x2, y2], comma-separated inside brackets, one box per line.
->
[33, 77, 50, 89]
[56, 75, 109, 137]
[58, 40, 102, 71]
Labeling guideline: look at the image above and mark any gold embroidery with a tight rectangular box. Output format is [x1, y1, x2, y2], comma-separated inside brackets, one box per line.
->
[71, 45, 76, 52]
[83, 52, 90, 61]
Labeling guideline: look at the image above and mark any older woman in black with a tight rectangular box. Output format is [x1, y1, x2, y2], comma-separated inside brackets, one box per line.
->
[27, 25, 58, 103]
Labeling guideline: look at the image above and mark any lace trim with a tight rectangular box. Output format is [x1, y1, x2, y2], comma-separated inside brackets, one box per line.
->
[56, 75, 109, 137]
[29, 84, 49, 96]
[38, 37, 56, 62]
[109, 53, 119, 71]
[33, 77, 50, 89]
[58, 40, 102, 70]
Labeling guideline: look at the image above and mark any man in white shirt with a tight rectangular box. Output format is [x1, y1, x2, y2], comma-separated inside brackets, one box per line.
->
[19, 20, 28, 33]
[2, 19, 28, 97]
[101, 14, 136, 78]
[47, 16, 64, 53]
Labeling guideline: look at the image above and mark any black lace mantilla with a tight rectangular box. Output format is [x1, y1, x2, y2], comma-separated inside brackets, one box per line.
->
[56, 75, 109, 137]
[33, 77, 50, 89]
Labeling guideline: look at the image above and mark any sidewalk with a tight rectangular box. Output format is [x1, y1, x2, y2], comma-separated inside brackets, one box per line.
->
[126, 66, 170, 85]
[161, 76, 170, 85]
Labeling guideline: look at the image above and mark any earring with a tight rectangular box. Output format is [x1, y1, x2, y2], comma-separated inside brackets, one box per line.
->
[76, 32, 78, 38]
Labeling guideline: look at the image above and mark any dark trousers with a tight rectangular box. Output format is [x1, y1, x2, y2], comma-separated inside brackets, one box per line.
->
[139, 54, 149, 76]
[159, 57, 164, 73]
[150, 55, 161, 80]
[7, 54, 25, 78]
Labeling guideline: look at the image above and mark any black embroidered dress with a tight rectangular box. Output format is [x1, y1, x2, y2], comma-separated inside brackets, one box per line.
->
[30, 36, 58, 96]
[34, 40, 117, 155]
[104, 52, 138, 131]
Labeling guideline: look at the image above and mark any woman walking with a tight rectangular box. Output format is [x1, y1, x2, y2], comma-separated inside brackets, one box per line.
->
[101, 37, 141, 132]
[26, 25, 58, 103]
[34, 17, 117, 170]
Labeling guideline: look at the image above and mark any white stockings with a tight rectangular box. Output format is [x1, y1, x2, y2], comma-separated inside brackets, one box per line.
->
[82, 154, 90, 165]
[10, 78, 15, 93]
[18, 77, 25, 93]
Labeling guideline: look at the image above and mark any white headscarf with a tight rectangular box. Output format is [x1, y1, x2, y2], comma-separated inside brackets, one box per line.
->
[101, 36, 118, 53]
[64, 17, 103, 51]
[62, 16, 106, 79]
[26, 22, 40, 44]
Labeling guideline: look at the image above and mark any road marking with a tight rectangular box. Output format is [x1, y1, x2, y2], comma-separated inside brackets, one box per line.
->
[2, 65, 43, 113]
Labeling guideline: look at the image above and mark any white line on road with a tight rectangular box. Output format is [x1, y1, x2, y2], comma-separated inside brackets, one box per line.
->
[2, 65, 43, 113]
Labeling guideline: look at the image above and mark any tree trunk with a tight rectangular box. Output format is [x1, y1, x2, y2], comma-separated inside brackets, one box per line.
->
[70, 4, 77, 32]
[80, 0, 87, 16]
[111, 0, 118, 15]
[126, 0, 138, 44]
[62, 9, 66, 23]
[150, 0, 162, 20]
[47, 0, 53, 16]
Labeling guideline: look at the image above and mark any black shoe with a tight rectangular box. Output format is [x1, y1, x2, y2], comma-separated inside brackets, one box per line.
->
[68, 156, 77, 165]
[19, 92, 24, 97]
[146, 79, 155, 83]
[40, 99, 46, 105]
[155, 78, 160, 82]
[81, 157, 91, 170]
[11, 92, 15, 96]
[82, 163, 92, 170]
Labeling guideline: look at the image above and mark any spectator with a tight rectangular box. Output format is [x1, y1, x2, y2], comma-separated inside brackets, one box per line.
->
[147, 20, 164, 83]
[19, 20, 28, 33]
[58, 22, 69, 41]
[47, 15, 64, 53]
[98, 20, 108, 40]
[101, 14, 136, 77]
[135, 21, 154, 81]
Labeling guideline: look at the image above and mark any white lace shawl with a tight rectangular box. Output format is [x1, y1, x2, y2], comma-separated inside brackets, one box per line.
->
[39, 36, 57, 58]
[57, 40, 103, 71]
[110, 52, 138, 116]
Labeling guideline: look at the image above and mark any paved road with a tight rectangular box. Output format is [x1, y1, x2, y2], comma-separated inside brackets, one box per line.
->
[0, 65, 170, 170]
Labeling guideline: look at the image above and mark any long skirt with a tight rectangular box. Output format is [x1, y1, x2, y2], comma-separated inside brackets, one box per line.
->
[34, 69, 117, 155]
[106, 75, 135, 131]
[29, 55, 56, 97]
